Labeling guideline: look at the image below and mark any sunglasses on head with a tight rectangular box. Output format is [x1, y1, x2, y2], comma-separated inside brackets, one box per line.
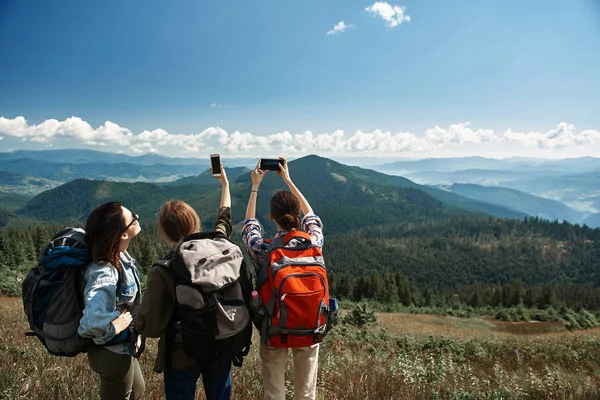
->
[123, 213, 139, 233]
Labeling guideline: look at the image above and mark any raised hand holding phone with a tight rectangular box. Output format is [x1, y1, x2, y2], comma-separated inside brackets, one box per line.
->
[259, 158, 281, 171]
[277, 157, 290, 182]
[210, 154, 221, 176]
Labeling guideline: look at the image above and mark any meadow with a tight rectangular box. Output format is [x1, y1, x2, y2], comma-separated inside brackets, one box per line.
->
[1, 296, 600, 400]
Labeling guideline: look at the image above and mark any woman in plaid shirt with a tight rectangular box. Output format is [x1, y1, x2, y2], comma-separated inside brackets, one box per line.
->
[241, 157, 324, 400]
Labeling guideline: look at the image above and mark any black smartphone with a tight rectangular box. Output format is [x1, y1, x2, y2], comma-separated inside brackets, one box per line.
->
[210, 154, 221, 176]
[260, 158, 281, 171]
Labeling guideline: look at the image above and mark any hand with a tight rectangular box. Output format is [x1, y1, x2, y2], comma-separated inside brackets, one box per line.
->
[135, 334, 142, 355]
[251, 160, 267, 187]
[213, 163, 229, 186]
[277, 157, 291, 184]
[111, 311, 132, 335]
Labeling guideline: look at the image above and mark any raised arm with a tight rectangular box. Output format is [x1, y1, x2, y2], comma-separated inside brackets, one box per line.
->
[245, 161, 268, 220]
[278, 157, 313, 216]
[213, 163, 230, 209]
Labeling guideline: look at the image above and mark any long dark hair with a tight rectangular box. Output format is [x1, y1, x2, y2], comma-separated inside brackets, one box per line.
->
[270, 190, 301, 231]
[85, 201, 125, 269]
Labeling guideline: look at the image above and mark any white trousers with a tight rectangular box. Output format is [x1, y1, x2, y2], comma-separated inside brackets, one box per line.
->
[259, 343, 320, 400]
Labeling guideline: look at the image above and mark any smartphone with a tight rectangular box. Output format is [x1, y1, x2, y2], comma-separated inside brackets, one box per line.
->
[260, 158, 281, 171]
[210, 154, 221, 176]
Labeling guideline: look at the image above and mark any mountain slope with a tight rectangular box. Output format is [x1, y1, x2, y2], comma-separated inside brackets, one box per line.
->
[441, 183, 583, 223]
[0, 159, 208, 182]
[267, 156, 526, 220]
[162, 167, 251, 186]
[0, 149, 203, 165]
[377, 156, 600, 174]
[584, 213, 600, 228]
[13, 155, 525, 233]
[0, 171, 63, 195]
[16, 179, 218, 225]
[0, 149, 261, 167]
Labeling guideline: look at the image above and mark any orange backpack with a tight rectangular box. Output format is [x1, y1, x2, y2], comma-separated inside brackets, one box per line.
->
[257, 230, 329, 348]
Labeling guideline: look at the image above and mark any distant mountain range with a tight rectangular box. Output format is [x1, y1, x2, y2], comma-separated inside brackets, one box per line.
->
[2, 152, 599, 292]
[0, 149, 598, 227]
[372, 156, 600, 224]
[0, 149, 258, 167]
[3, 155, 530, 230]
[161, 167, 251, 186]
[377, 156, 600, 174]
[438, 184, 584, 223]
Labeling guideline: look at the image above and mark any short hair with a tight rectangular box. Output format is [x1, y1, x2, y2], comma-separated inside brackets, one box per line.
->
[157, 200, 200, 245]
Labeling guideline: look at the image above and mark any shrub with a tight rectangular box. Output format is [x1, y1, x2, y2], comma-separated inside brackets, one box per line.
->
[343, 303, 377, 327]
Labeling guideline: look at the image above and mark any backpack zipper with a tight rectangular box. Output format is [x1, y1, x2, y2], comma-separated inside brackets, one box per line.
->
[276, 273, 326, 327]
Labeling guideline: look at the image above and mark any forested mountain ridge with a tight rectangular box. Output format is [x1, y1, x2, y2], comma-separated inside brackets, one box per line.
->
[10, 155, 525, 232]
[162, 167, 251, 186]
[0, 154, 599, 311]
[0, 158, 209, 182]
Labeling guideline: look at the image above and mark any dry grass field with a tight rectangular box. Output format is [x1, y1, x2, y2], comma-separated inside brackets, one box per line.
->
[2, 296, 600, 399]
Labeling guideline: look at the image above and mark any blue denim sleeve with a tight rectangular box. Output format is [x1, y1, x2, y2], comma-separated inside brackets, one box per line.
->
[78, 263, 121, 345]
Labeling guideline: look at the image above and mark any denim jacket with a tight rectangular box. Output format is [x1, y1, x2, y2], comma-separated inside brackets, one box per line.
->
[78, 252, 141, 355]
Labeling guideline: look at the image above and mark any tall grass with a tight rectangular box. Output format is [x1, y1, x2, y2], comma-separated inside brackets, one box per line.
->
[1, 297, 600, 399]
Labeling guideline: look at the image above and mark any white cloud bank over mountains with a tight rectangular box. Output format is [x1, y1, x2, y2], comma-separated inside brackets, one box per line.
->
[0, 116, 599, 158]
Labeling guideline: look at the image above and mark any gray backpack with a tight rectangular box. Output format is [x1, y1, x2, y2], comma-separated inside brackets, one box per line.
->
[155, 231, 253, 368]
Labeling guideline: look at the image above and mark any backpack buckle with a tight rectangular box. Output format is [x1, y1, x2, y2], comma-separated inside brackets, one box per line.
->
[280, 334, 288, 344]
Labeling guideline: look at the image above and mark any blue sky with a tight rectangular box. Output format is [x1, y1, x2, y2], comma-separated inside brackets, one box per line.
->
[0, 0, 599, 158]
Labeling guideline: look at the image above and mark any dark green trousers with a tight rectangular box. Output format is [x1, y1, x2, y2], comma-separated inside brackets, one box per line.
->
[88, 346, 145, 400]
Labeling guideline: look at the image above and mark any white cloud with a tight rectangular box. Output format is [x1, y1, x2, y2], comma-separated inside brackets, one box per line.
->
[500, 123, 600, 150]
[327, 21, 354, 36]
[0, 116, 598, 158]
[425, 122, 495, 145]
[365, 2, 410, 27]
[0, 116, 133, 146]
[129, 142, 157, 154]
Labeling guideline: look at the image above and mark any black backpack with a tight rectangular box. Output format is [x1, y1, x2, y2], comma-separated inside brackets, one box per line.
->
[22, 228, 90, 356]
[155, 231, 254, 369]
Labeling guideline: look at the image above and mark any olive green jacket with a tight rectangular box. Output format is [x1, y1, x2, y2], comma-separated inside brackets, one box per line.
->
[136, 206, 233, 372]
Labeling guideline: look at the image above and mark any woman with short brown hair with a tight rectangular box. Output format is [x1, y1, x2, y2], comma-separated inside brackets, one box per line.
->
[136, 163, 234, 400]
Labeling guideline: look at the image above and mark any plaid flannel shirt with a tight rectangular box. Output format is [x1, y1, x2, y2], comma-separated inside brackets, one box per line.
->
[241, 213, 324, 273]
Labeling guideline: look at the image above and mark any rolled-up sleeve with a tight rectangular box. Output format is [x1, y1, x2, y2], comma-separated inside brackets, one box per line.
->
[78, 264, 120, 345]
[213, 206, 233, 238]
[302, 213, 324, 248]
[241, 218, 269, 272]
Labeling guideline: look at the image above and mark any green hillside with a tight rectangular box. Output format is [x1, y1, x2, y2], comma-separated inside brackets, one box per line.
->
[0, 192, 33, 212]
[14, 155, 524, 229]
[162, 167, 251, 186]
[1, 155, 599, 311]
[16, 179, 219, 228]
[0, 159, 207, 182]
